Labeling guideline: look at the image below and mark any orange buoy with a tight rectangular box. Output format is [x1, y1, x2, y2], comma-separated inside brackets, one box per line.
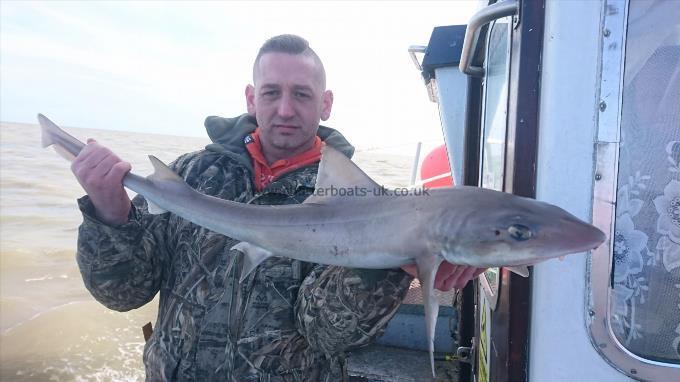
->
[420, 144, 454, 188]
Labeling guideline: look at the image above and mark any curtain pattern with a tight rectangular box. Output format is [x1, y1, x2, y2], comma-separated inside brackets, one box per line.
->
[611, 0, 680, 364]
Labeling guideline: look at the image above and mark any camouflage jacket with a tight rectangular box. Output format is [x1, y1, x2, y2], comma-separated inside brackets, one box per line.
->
[76, 114, 413, 381]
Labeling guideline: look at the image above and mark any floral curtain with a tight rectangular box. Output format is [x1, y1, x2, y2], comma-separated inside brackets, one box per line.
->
[611, 0, 680, 364]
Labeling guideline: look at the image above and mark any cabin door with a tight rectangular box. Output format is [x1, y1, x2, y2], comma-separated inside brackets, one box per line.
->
[456, 1, 545, 381]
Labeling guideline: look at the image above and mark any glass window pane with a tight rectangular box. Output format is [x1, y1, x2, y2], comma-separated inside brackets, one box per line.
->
[480, 19, 510, 300]
[481, 19, 510, 192]
[611, 0, 680, 364]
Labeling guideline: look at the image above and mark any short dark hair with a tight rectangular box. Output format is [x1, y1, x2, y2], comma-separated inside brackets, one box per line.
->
[253, 34, 326, 88]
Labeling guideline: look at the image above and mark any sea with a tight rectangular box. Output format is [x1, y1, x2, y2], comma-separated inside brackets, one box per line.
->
[0, 121, 418, 381]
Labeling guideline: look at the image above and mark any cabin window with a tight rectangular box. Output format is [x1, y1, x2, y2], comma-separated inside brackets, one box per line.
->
[611, 0, 680, 364]
[480, 19, 510, 192]
[479, 17, 511, 304]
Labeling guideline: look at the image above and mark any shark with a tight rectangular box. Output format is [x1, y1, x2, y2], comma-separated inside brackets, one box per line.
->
[38, 113, 606, 377]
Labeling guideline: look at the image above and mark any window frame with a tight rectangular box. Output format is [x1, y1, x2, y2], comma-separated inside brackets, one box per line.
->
[478, 16, 513, 310]
[587, 0, 680, 379]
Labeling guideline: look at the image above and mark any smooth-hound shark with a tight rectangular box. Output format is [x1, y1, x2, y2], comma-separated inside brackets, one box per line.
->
[38, 114, 606, 377]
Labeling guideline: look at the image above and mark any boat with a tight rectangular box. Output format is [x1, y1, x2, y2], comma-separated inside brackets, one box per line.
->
[348, 1, 680, 381]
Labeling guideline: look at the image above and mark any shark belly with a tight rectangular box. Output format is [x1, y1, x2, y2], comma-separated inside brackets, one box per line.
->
[239, 217, 417, 269]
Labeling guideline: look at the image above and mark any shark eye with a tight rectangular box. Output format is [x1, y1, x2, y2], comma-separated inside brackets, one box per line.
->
[508, 224, 532, 241]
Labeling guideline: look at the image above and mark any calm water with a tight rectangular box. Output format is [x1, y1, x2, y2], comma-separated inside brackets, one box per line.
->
[0, 121, 414, 381]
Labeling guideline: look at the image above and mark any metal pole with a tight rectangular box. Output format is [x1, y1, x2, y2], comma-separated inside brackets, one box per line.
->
[410, 141, 422, 186]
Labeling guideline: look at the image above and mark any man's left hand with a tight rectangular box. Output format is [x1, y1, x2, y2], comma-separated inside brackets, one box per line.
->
[401, 263, 487, 292]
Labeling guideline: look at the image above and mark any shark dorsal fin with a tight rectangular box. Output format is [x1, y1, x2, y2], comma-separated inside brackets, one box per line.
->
[148, 155, 184, 182]
[304, 145, 381, 204]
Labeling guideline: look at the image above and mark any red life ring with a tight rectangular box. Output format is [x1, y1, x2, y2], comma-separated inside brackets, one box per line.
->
[420, 144, 454, 188]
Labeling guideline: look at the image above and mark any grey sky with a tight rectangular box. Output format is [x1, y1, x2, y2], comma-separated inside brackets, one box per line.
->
[1, 0, 478, 149]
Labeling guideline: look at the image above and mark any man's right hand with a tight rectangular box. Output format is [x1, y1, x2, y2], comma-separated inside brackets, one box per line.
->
[71, 139, 132, 226]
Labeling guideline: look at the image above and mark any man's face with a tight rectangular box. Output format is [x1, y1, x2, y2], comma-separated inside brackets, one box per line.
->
[246, 52, 333, 159]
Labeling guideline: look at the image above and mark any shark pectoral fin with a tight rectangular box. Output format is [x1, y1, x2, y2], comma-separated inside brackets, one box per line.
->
[231, 242, 274, 283]
[415, 255, 444, 378]
[303, 145, 382, 205]
[505, 265, 530, 277]
[146, 199, 167, 215]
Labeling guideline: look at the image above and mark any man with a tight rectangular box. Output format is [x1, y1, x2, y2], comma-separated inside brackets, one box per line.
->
[72, 34, 483, 381]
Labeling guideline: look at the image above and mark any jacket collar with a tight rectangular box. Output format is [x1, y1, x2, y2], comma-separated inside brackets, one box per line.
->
[204, 114, 355, 167]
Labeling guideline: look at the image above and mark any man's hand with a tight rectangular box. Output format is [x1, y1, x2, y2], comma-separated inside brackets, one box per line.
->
[401, 263, 487, 291]
[71, 139, 132, 226]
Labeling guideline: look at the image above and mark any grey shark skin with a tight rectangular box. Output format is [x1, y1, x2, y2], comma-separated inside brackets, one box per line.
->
[39, 113, 606, 377]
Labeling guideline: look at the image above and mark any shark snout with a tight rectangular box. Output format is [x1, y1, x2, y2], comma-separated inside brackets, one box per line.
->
[557, 215, 607, 253]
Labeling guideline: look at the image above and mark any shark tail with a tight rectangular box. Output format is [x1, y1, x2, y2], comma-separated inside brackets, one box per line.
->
[37, 113, 83, 161]
[38, 114, 55, 149]
[52, 143, 78, 162]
